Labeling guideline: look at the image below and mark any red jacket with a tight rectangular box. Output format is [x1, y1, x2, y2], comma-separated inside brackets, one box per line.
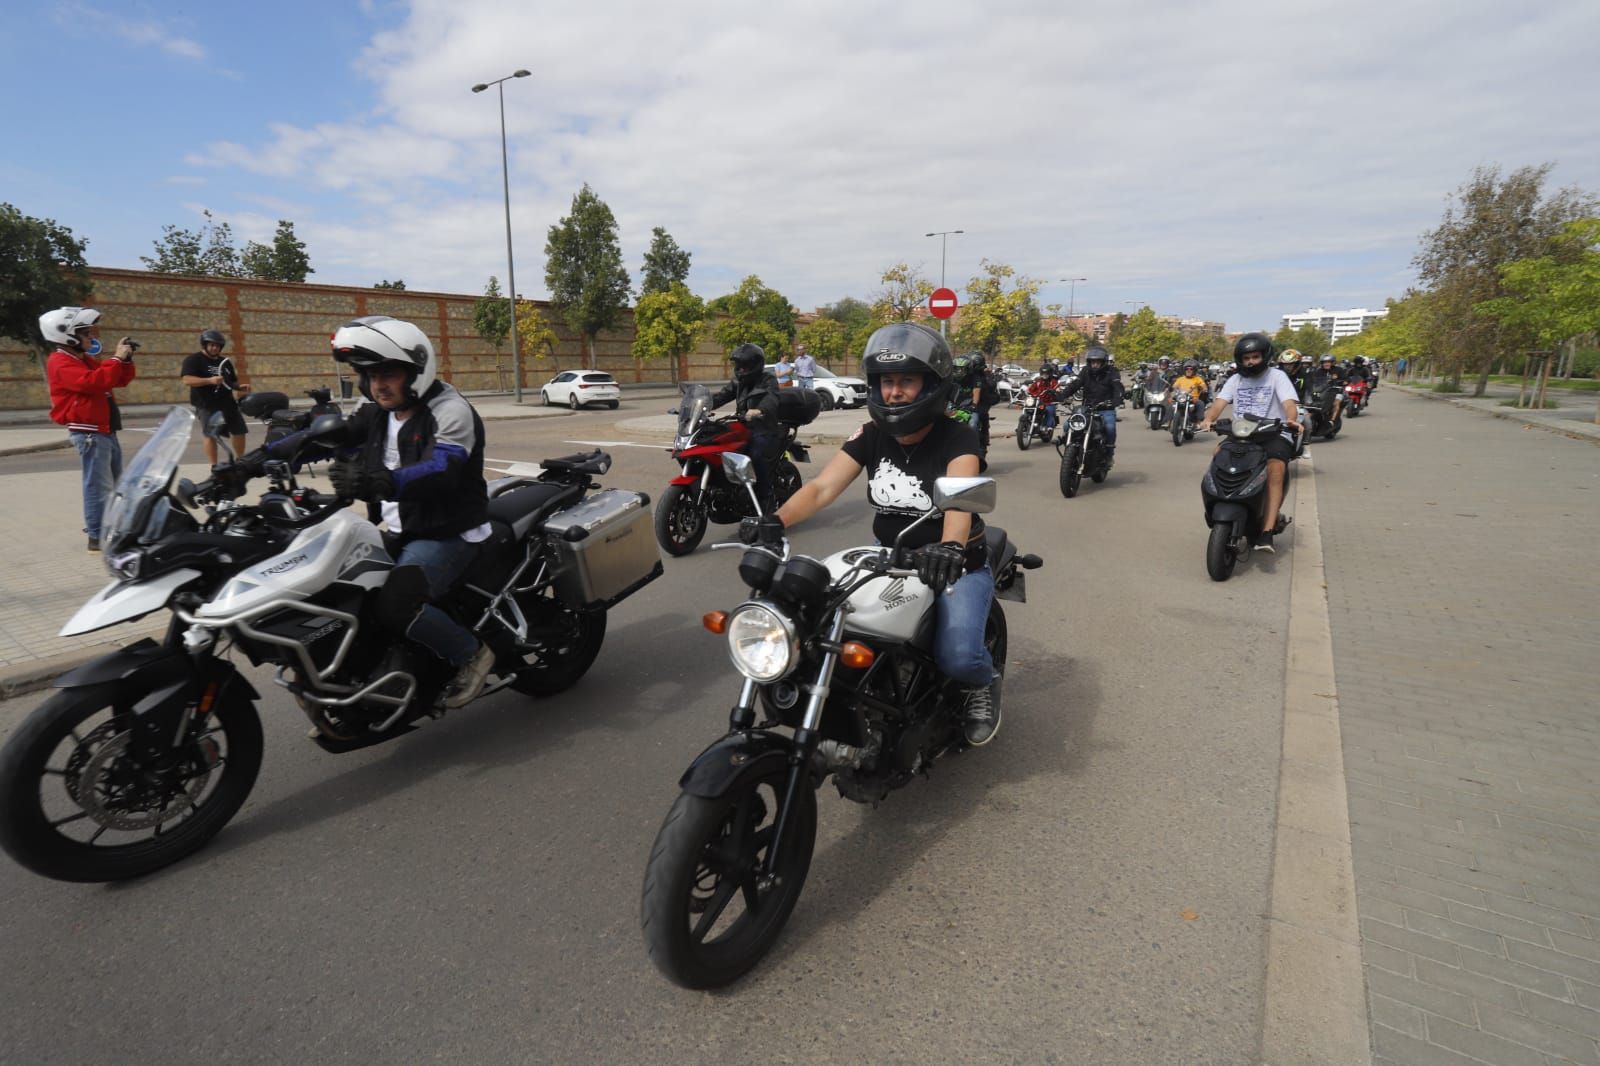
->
[47, 349, 136, 434]
[1027, 376, 1059, 401]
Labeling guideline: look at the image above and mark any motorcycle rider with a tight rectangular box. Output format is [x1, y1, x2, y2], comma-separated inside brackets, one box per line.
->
[709, 343, 784, 510]
[745, 322, 1002, 746]
[180, 329, 253, 465]
[1198, 333, 1301, 553]
[1172, 360, 1210, 408]
[1055, 345, 1125, 454]
[953, 350, 997, 468]
[254, 316, 495, 709]
[1277, 349, 1307, 399]
[1026, 359, 1061, 437]
[1308, 353, 1347, 422]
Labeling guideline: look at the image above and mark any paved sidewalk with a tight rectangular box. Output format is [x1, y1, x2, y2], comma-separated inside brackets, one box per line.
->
[1391, 383, 1600, 444]
[1317, 390, 1600, 1064]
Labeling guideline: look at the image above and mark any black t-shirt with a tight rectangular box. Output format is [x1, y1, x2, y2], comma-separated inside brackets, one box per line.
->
[839, 417, 987, 565]
[181, 351, 238, 410]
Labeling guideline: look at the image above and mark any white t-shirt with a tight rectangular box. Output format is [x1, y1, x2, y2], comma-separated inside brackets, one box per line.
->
[379, 412, 491, 542]
[1218, 368, 1298, 438]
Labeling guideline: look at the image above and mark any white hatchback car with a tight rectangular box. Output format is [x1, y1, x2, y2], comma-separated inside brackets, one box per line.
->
[541, 370, 621, 409]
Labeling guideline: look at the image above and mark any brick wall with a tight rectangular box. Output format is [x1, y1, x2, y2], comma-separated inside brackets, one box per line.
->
[1, 268, 830, 410]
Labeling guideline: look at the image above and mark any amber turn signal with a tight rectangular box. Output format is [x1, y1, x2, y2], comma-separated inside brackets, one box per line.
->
[839, 641, 875, 669]
[703, 610, 729, 634]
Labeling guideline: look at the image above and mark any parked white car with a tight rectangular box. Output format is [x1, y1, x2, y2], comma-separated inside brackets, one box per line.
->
[767, 365, 867, 409]
[540, 370, 621, 409]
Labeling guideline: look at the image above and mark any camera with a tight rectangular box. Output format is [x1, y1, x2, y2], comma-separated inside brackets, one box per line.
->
[122, 338, 141, 352]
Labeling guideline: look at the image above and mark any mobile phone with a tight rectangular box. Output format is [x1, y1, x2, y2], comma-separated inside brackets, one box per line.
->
[124, 339, 141, 351]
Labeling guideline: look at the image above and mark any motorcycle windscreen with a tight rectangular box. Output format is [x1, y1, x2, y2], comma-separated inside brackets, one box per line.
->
[676, 385, 711, 437]
[101, 406, 195, 551]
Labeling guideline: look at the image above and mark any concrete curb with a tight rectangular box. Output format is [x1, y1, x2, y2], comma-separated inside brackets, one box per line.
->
[1394, 384, 1600, 444]
[0, 438, 72, 458]
[1260, 454, 1372, 1065]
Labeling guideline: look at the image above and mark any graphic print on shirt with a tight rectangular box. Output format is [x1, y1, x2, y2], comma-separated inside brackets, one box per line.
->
[868, 456, 932, 514]
[1230, 381, 1279, 419]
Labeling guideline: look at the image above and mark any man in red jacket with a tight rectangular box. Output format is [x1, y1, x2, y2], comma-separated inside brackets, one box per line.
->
[41, 307, 137, 551]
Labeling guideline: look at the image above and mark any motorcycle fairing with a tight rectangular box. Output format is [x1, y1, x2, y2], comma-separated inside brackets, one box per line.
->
[59, 568, 203, 637]
[197, 510, 386, 620]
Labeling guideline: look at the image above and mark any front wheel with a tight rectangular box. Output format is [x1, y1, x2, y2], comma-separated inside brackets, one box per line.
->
[654, 483, 708, 556]
[1206, 523, 1237, 581]
[1016, 414, 1033, 450]
[1059, 445, 1081, 498]
[507, 589, 608, 696]
[0, 681, 263, 882]
[1171, 418, 1184, 447]
[541, 390, 551, 407]
[641, 765, 817, 988]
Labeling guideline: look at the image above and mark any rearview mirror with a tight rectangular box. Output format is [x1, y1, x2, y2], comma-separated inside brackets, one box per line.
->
[722, 452, 755, 485]
[204, 410, 236, 461]
[308, 412, 344, 437]
[931, 476, 996, 514]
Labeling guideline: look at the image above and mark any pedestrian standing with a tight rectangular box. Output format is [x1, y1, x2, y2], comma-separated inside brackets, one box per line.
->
[794, 344, 817, 391]
[773, 351, 795, 389]
[41, 307, 137, 552]
[181, 329, 252, 465]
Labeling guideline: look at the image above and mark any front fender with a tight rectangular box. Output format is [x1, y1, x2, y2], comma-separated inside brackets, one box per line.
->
[1209, 501, 1249, 533]
[54, 638, 261, 702]
[59, 568, 202, 637]
[678, 729, 797, 799]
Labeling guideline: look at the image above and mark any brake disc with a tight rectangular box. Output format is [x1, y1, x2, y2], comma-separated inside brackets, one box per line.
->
[66, 723, 219, 831]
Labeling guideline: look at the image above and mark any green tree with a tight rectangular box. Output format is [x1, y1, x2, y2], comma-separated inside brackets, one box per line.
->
[544, 183, 632, 369]
[639, 226, 692, 297]
[1029, 328, 1086, 365]
[374, 279, 407, 290]
[871, 263, 934, 323]
[141, 209, 242, 277]
[241, 219, 313, 282]
[1271, 322, 1331, 360]
[1109, 307, 1183, 365]
[473, 276, 512, 358]
[515, 300, 561, 371]
[796, 316, 849, 367]
[632, 282, 706, 386]
[819, 296, 875, 359]
[1476, 217, 1600, 364]
[1179, 332, 1229, 364]
[708, 274, 795, 355]
[1105, 311, 1129, 347]
[953, 259, 1042, 361]
[0, 203, 92, 357]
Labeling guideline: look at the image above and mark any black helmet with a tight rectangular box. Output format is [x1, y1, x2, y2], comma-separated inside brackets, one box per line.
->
[729, 343, 766, 385]
[1084, 346, 1109, 369]
[1038, 361, 1053, 376]
[861, 322, 954, 437]
[1183, 360, 1197, 373]
[1233, 332, 1274, 377]
[1320, 353, 1335, 365]
[200, 329, 226, 351]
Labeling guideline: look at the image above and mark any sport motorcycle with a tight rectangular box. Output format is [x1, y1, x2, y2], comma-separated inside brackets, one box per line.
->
[1344, 377, 1370, 416]
[0, 406, 662, 883]
[640, 453, 1042, 988]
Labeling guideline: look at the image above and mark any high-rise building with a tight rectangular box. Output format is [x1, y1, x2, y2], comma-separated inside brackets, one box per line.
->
[1280, 307, 1389, 341]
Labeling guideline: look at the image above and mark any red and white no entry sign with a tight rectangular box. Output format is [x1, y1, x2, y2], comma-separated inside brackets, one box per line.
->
[928, 287, 959, 320]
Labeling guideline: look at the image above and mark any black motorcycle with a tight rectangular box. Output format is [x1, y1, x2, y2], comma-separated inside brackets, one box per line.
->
[1014, 388, 1055, 450]
[0, 406, 661, 883]
[1170, 389, 1201, 447]
[1057, 402, 1116, 498]
[640, 454, 1041, 988]
[1201, 415, 1289, 581]
[1304, 384, 1343, 440]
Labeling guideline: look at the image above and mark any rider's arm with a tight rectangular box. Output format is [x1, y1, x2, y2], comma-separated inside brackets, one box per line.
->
[708, 380, 736, 409]
[774, 448, 862, 529]
[938, 452, 981, 545]
[388, 396, 480, 500]
[1283, 398, 1301, 432]
[1198, 396, 1229, 429]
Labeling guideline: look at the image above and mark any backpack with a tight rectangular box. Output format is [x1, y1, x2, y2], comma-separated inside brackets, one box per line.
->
[771, 386, 822, 426]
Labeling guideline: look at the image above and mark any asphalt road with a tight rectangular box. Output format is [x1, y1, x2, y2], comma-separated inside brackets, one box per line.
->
[0, 404, 1293, 1064]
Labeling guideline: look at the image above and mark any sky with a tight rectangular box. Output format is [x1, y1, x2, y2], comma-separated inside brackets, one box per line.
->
[4, 0, 1598, 333]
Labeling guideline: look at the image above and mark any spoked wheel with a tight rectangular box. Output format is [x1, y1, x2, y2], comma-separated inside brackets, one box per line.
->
[1059, 445, 1081, 498]
[0, 682, 263, 882]
[773, 460, 802, 507]
[508, 588, 608, 696]
[1206, 523, 1238, 581]
[1172, 418, 1184, 446]
[641, 766, 817, 989]
[654, 483, 708, 556]
[1016, 414, 1033, 450]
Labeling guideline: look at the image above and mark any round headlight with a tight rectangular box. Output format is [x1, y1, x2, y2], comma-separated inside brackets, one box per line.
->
[1068, 413, 1089, 432]
[726, 602, 797, 682]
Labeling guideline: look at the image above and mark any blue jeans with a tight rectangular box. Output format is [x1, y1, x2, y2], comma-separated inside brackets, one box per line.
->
[1041, 403, 1058, 432]
[798, 376, 814, 390]
[395, 537, 481, 667]
[69, 432, 122, 539]
[1096, 409, 1117, 445]
[934, 565, 995, 687]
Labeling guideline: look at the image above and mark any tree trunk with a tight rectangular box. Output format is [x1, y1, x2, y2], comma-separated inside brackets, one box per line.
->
[1472, 352, 1493, 397]
[582, 333, 594, 370]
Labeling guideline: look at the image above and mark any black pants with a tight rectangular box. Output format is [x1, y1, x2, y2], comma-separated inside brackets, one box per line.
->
[747, 430, 782, 511]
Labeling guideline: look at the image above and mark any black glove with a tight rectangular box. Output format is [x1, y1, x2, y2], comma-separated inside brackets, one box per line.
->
[914, 541, 967, 593]
[739, 513, 785, 547]
[329, 459, 393, 502]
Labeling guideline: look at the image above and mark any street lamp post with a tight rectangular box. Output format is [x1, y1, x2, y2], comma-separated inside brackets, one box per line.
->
[1059, 276, 1086, 320]
[925, 229, 963, 337]
[472, 68, 531, 402]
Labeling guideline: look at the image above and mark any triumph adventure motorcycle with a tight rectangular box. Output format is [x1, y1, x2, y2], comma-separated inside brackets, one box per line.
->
[0, 405, 662, 883]
[1201, 414, 1291, 581]
[640, 453, 1042, 988]
[1057, 402, 1116, 498]
[654, 384, 810, 556]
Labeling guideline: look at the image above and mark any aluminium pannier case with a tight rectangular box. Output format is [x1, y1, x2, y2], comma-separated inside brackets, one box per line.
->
[541, 489, 663, 609]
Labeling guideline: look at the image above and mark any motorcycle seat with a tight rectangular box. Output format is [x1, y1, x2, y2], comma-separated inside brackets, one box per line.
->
[983, 527, 1014, 573]
[486, 481, 583, 540]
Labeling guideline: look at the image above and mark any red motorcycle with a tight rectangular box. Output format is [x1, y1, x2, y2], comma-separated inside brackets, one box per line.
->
[1344, 376, 1371, 416]
[653, 384, 811, 556]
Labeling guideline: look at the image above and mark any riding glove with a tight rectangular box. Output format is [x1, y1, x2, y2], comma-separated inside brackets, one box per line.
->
[914, 541, 967, 593]
[329, 459, 394, 503]
[738, 513, 785, 547]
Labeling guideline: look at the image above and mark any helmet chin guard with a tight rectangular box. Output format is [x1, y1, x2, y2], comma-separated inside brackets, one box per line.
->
[861, 322, 954, 437]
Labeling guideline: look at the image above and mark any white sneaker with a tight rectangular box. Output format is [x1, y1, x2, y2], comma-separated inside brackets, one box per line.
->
[441, 643, 495, 709]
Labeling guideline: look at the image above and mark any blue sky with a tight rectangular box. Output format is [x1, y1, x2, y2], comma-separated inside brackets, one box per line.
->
[4, 0, 1598, 333]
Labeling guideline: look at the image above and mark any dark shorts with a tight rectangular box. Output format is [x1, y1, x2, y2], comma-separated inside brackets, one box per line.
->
[197, 403, 247, 437]
[1265, 435, 1296, 463]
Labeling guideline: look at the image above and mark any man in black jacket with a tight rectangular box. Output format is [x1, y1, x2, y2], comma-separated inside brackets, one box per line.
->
[1055, 345, 1125, 454]
[710, 343, 783, 510]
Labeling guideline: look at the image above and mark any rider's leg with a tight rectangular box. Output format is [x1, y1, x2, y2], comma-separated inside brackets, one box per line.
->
[933, 565, 1001, 745]
[748, 430, 781, 512]
[389, 536, 495, 706]
[1099, 409, 1117, 449]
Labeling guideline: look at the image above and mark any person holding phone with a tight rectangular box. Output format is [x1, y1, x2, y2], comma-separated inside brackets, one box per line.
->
[181, 328, 252, 464]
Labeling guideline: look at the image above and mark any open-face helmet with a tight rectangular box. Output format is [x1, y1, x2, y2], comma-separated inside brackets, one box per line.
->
[861, 322, 954, 437]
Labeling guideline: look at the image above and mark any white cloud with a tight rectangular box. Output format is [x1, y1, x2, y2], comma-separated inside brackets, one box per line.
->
[163, 175, 207, 186]
[58, 2, 207, 61]
[191, 0, 1600, 330]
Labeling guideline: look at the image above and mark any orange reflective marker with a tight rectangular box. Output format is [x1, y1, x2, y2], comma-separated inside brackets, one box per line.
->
[839, 642, 875, 669]
[703, 611, 729, 634]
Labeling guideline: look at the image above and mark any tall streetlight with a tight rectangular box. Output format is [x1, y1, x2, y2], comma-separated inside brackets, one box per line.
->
[925, 229, 963, 337]
[1059, 277, 1086, 320]
[472, 68, 531, 401]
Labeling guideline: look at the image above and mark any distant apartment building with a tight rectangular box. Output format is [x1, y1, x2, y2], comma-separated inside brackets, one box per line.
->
[1061, 313, 1224, 344]
[1280, 306, 1388, 342]
[1172, 318, 1225, 339]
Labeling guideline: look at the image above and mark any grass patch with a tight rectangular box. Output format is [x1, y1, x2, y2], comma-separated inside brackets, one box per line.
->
[1486, 374, 1600, 392]
[1498, 398, 1560, 409]
[1431, 381, 1463, 394]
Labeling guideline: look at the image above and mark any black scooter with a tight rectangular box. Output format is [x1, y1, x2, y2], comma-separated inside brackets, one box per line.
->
[1201, 415, 1287, 581]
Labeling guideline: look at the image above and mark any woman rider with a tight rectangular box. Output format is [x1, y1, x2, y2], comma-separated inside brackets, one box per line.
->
[743, 322, 1001, 746]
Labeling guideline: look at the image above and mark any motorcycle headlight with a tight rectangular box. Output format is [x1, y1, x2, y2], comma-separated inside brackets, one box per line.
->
[106, 549, 143, 581]
[726, 601, 798, 682]
[1068, 413, 1089, 432]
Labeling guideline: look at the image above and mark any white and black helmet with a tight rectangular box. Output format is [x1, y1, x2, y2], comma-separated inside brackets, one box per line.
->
[331, 315, 436, 402]
[39, 306, 101, 349]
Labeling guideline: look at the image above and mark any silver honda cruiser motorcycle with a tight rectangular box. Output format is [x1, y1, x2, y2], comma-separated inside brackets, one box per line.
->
[640, 454, 1042, 988]
[0, 406, 661, 882]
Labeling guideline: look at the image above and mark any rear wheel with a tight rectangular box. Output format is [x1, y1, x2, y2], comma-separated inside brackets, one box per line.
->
[654, 483, 707, 556]
[508, 590, 607, 696]
[568, 393, 581, 410]
[1059, 445, 1081, 498]
[1206, 523, 1237, 582]
[817, 391, 836, 412]
[608, 400, 620, 410]
[773, 460, 802, 506]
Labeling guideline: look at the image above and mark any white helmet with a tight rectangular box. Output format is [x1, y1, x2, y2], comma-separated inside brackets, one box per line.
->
[331, 315, 436, 402]
[39, 307, 102, 348]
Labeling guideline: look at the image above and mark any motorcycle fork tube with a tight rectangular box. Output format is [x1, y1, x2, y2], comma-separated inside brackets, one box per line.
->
[762, 608, 848, 884]
[728, 677, 758, 731]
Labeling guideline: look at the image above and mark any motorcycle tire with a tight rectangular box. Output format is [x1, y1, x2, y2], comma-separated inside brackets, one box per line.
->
[1349, 404, 1361, 417]
[0, 681, 263, 883]
[1206, 523, 1237, 582]
[1324, 417, 1341, 440]
[1059, 446, 1081, 498]
[1171, 420, 1184, 447]
[508, 589, 607, 697]
[1016, 415, 1033, 451]
[817, 391, 836, 412]
[641, 764, 816, 989]
[654, 483, 708, 556]
[774, 460, 802, 507]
